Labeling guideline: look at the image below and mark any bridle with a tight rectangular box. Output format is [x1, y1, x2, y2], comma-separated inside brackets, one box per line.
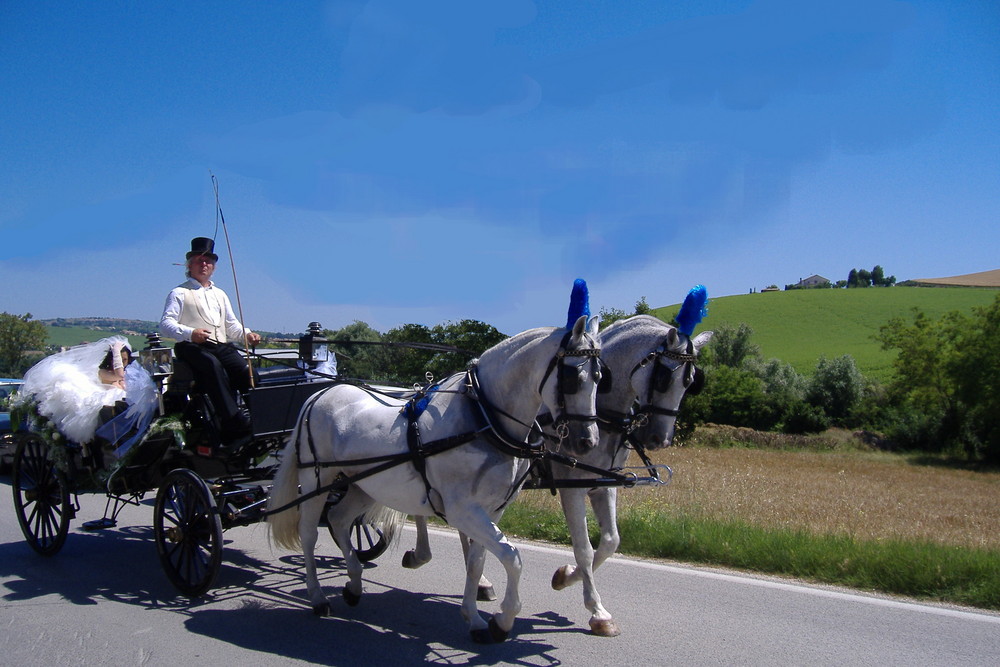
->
[629, 334, 704, 421]
[536, 331, 602, 443]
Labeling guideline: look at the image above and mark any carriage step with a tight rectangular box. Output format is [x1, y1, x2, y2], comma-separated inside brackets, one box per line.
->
[81, 518, 117, 531]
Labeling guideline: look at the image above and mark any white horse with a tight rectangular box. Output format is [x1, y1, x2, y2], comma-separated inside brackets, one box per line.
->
[404, 314, 712, 636]
[267, 315, 602, 643]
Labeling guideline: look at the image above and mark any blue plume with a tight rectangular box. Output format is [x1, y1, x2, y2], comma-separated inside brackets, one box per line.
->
[566, 278, 590, 328]
[676, 285, 708, 336]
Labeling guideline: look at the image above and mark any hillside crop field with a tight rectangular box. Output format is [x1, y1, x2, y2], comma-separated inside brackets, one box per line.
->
[653, 286, 1000, 382]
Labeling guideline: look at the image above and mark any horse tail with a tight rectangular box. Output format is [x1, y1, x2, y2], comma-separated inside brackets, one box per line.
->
[364, 503, 406, 549]
[267, 438, 303, 551]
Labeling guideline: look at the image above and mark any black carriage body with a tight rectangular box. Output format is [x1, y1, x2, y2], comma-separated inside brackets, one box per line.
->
[11, 329, 341, 556]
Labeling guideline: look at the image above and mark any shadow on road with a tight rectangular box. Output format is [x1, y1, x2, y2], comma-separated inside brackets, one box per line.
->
[1, 508, 578, 665]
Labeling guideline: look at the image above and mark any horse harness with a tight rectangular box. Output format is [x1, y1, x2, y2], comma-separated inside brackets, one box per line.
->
[593, 333, 704, 482]
[272, 333, 608, 519]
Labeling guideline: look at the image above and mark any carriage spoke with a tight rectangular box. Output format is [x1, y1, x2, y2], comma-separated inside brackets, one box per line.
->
[154, 469, 223, 598]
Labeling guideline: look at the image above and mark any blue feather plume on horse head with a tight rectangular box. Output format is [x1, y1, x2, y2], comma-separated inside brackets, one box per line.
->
[676, 285, 708, 336]
[566, 278, 590, 329]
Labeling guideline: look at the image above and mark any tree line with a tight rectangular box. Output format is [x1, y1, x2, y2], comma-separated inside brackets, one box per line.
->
[846, 265, 896, 288]
[7, 291, 999, 465]
[679, 294, 1000, 465]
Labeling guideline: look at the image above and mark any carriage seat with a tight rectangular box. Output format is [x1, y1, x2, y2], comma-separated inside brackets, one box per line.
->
[255, 365, 307, 385]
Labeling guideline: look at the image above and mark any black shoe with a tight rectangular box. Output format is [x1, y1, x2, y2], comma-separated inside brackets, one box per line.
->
[223, 412, 252, 435]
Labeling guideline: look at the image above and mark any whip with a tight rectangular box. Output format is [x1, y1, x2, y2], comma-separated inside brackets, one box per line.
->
[211, 172, 255, 389]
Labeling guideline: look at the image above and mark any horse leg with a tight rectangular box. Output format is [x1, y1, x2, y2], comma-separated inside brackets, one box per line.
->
[461, 537, 493, 641]
[404, 519, 496, 601]
[326, 488, 375, 609]
[402, 515, 432, 569]
[551, 487, 589, 590]
[454, 510, 522, 643]
[299, 493, 334, 616]
[552, 487, 619, 636]
[460, 532, 497, 602]
[588, 487, 621, 572]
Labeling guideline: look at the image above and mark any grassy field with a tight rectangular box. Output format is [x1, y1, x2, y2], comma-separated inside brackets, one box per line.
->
[44, 326, 150, 352]
[652, 286, 999, 382]
[500, 431, 1000, 609]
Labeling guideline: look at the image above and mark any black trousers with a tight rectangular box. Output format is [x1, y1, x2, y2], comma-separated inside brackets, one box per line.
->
[175, 341, 256, 425]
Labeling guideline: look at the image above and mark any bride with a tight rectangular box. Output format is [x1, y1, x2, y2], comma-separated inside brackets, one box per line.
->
[15, 336, 157, 454]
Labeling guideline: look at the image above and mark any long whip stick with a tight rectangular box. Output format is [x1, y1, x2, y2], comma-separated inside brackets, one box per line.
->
[211, 172, 255, 389]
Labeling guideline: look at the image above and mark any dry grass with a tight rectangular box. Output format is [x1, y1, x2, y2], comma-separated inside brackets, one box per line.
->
[514, 430, 1000, 551]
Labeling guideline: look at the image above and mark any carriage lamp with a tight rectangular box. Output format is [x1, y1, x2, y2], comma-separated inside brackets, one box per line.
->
[140, 332, 173, 379]
[299, 322, 330, 368]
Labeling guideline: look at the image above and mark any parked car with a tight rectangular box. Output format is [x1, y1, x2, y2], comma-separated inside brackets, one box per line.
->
[0, 378, 24, 472]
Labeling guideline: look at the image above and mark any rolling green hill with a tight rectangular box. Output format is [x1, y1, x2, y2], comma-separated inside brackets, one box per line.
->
[43, 326, 151, 352]
[653, 286, 1000, 382]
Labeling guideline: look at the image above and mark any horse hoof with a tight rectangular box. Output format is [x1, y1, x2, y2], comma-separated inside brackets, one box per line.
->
[470, 628, 493, 644]
[477, 584, 497, 602]
[488, 617, 509, 642]
[589, 618, 621, 637]
[402, 550, 419, 569]
[551, 564, 572, 590]
[312, 602, 331, 617]
[343, 587, 361, 607]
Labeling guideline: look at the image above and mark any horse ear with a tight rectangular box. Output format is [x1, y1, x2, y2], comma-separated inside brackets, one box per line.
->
[587, 315, 600, 337]
[692, 331, 714, 351]
[571, 315, 588, 339]
[666, 328, 679, 347]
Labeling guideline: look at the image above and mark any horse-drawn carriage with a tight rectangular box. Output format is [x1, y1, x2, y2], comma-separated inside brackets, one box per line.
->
[10, 282, 712, 643]
[8, 323, 390, 597]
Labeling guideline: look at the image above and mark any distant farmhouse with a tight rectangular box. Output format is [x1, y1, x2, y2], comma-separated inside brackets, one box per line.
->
[794, 275, 831, 288]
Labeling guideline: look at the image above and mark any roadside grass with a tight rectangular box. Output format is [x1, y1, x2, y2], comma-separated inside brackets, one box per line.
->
[652, 286, 999, 382]
[498, 427, 1000, 610]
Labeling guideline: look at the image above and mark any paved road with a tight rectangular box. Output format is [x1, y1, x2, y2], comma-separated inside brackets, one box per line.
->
[1, 479, 998, 666]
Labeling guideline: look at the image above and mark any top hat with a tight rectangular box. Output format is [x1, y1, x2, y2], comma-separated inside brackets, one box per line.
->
[186, 237, 218, 261]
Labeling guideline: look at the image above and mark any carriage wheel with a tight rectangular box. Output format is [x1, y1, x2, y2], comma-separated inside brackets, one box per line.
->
[326, 516, 388, 563]
[11, 433, 72, 556]
[154, 468, 224, 597]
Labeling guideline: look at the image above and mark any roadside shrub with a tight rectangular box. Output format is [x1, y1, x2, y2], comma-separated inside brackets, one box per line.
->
[696, 365, 780, 431]
[781, 401, 830, 434]
[880, 404, 946, 453]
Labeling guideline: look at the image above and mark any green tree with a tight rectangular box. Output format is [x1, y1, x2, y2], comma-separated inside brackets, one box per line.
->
[0, 312, 48, 376]
[871, 265, 885, 286]
[598, 305, 629, 329]
[383, 323, 436, 385]
[940, 297, 1000, 462]
[876, 299, 1000, 462]
[704, 323, 760, 369]
[806, 355, 865, 423]
[430, 319, 507, 377]
[691, 365, 776, 430]
[327, 320, 389, 383]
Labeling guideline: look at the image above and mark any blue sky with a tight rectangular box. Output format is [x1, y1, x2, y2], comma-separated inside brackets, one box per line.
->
[2, 0, 998, 336]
